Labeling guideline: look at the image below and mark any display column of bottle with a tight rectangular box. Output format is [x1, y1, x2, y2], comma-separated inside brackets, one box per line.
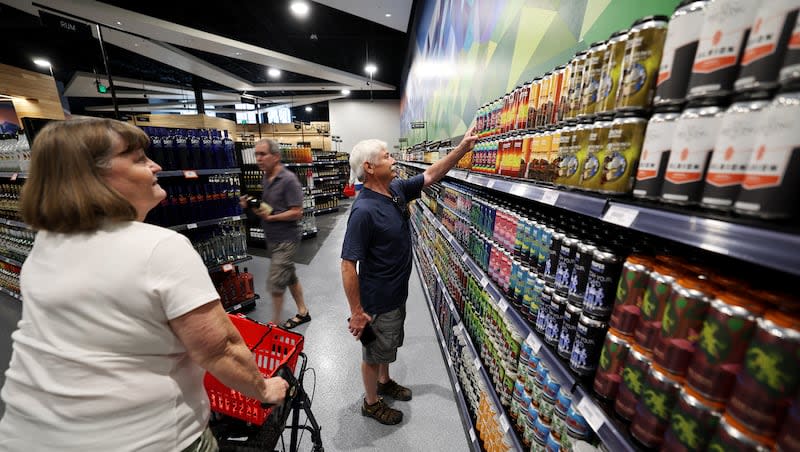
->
[143, 127, 238, 170]
[0, 225, 33, 263]
[0, 132, 31, 171]
[280, 143, 313, 163]
[147, 175, 242, 227]
[210, 265, 255, 310]
[184, 221, 248, 267]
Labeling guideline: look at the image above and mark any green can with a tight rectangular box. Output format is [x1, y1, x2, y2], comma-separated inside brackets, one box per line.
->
[566, 120, 592, 188]
[599, 111, 648, 195]
[581, 117, 613, 191]
[617, 16, 669, 111]
[567, 52, 587, 121]
[597, 30, 629, 114]
[579, 40, 608, 118]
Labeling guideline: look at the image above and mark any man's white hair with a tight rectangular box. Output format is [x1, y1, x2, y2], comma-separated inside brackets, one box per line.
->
[349, 139, 387, 182]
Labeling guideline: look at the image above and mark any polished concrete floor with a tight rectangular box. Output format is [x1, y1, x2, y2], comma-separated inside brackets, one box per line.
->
[0, 201, 469, 452]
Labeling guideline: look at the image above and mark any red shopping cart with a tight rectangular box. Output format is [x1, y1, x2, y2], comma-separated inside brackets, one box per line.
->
[205, 314, 322, 452]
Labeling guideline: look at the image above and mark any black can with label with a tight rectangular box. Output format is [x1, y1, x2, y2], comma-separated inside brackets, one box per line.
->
[655, 0, 709, 107]
[545, 293, 568, 347]
[570, 313, 608, 376]
[779, 10, 800, 85]
[701, 91, 772, 210]
[567, 241, 598, 307]
[735, 89, 800, 218]
[544, 230, 564, 285]
[536, 286, 555, 335]
[735, 1, 800, 93]
[582, 248, 625, 321]
[687, 0, 760, 99]
[554, 235, 578, 296]
[558, 302, 583, 360]
[661, 96, 728, 205]
[634, 105, 682, 199]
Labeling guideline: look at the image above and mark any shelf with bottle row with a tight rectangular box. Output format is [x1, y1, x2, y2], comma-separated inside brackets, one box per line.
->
[158, 168, 242, 178]
[168, 214, 247, 232]
[411, 245, 487, 452]
[206, 256, 253, 274]
[399, 161, 800, 277]
[0, 172, 27, 180]
[0, 218, 30, 230]
[0, 253, 24, 268]
[313, 175, 340, 182]
[314, 207, 339, 216]
[0, 286, 21, 301]
[224, 294, 259, 314]
[415, 200, 638, 452]
[312, 192, 339, 199]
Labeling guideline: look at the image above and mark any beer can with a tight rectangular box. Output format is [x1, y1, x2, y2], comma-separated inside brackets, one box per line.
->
[558, 63, 572, 123]
[582, 248, 625, 320]
[530, 277, 545, 324]
[633, 106, 682, 199]
[779, 10, 800, 86]
[776, 393, 800, 452]
[539, 129, 555, 182]
[555, 387, 572, 419]
[593, 328, 632, 400]
[570, 313, 608, 376]
[617, 15, 669, 111]
[687, 0, 760, 99]
[630, 364, 682, 449]
[662, 386, 723, 452]
[554, 235, 578, 296]
[525, 402, 540, 448]
[536, 286, 554, 335]
[545, 293, 567, 347]
[528, 78, 542, 129]
[538, 226, 553, 276]
[701, 92, 772, 210]
[581, 116, 613, 191]
[568, 52, 587, 121]
[535, 402, 554, 438]
[655, 0, 709, 107]
[634, 264, 679, 352]
[615, 344, 651, 421]
[686, 293, 765, 402]
[549, 66, 565, 126]
[558, 302, 583, 360]
[735, 1, 800, 93]
[518, 81, 533, 131]
[599, 111, 648, 195]
[555, 123, 578, 187]
[547, 127, 561, 183]
[567, 241, 598, 307]
[735, 89, 800, 218]
[652, 277, 715, 376]
[613, 254, 653, 311]
[597, 30, 629, 114]
[544, 230, 564, 284]
[565, 402, 591, 439]
[661, 97, 727, 205]
[727, 310, 800, 439]
[579, 40, 608, 118]
[567, 119, 591, 188]
[706, 415, 772, 452]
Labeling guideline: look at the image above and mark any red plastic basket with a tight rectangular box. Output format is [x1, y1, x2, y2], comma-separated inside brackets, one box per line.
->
[203, 314, 304, 425]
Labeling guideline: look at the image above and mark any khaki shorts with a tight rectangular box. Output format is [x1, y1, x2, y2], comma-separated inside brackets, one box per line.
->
[363, 306, 406, 364]
[181, 427, 218, 452]
[267, 241, 299, 293]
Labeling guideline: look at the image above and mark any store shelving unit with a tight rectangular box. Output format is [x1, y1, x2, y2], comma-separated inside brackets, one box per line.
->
[206, 255, 252, 273]
[0, 172, 27, 180]
[168, 214, 248, 232]
[158, 168, 242, 177]
[0, 254, 24, 267]
[224, 294, 259, 314]
[400, 161, 800, 277]
[0, 218, 29, 229]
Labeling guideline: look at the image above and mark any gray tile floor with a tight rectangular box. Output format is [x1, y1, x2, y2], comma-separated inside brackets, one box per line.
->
[0, 203, 469, 451]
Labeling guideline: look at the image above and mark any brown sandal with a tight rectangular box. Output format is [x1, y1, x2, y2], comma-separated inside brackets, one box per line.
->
[361, 398, 403, 425]
[282, 312, 311, 329]
[377, 379, 412, 401]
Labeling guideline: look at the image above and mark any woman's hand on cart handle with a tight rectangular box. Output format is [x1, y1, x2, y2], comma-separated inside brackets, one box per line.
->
[260, 376, 290, 407]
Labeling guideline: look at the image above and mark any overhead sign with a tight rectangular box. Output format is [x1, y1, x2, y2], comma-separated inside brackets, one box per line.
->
[39, 11, 92, 38]
[410, 121, 426, 129]
[239, 96, 256, 105]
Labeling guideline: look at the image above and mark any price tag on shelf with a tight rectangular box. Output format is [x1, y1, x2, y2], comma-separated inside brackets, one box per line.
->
[455, 381, 461, 393]
[461, 254, 468, 262]
[498, 299, 509, 313]
[10, 173, 18, 181]
[499, 415, 510, 432]
[510, 184, 526, 197]
[576, 397, 605, 433]
[480, 276, 489, 288]
[526, 332, 542, 354]
[222, 264, 234, 272]
[486, 179, 496, 189]
[540, 190, 559, 205]
[232, 303, 242, 311]
[474, 357, 482, 369]
[469, 429, 477, 443]
[183, 170, 199, 179]
[602, 205, 639, 228]
[441, 340, 447, 350]
[187, 223, 198, 230]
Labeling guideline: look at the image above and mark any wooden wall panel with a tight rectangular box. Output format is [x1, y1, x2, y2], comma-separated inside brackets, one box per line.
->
[0, 63, 65, 121]
[235, 122, 332, 150]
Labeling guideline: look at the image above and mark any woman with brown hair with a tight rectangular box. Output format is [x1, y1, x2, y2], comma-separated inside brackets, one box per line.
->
[0, 118, 287, 451]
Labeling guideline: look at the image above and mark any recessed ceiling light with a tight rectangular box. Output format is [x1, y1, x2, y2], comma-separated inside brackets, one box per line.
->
[268, 68, 281, 78]
[33, 58, 51, 68]
[365, 63, 377, 75]
[341, 89, 351, 95]
[290, 1, 310, 17]
[116, 21, 122, 25]
[305, 106, 313, 112]
[234, 52, 242, 56]
[385, 13, 392, 17]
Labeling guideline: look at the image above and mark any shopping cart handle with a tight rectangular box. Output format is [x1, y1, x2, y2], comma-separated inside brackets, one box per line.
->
[261, 365, 297, 408]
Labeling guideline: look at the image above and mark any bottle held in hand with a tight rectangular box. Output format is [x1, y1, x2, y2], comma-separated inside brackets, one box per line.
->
[248, 197, 273, 215]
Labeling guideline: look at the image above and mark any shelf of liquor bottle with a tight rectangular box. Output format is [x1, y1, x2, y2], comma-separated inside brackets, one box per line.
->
[312, 192, 339, 199]
[0, 253, 24, 267]
[158, 168, 242, 178]
[417, 200, 637, 452]
[313, 175, 339, 181]
[0, 172, 27, 180]
[167, 214, 247, 232]
[402, 161, 800, 277]
[283, 163, 315, 167]
[206, 256, 253, 274]
[313, 161, 348, 166]
[0, 218, 30, 229]
[303, 207, 315, 214]
[0, 286, 21, 301]
[224, 294, 258, 314]
[313, 207, 339, 216]
[412, 251, 484, 452]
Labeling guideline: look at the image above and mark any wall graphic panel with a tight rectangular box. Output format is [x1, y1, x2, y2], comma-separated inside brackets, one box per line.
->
[401, 0, 680, 144]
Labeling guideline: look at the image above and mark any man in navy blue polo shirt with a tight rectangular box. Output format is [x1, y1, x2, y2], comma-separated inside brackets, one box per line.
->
[341, 127, 477, 425]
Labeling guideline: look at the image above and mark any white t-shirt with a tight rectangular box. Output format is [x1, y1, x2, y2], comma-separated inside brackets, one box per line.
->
[0, 221, 220, 451]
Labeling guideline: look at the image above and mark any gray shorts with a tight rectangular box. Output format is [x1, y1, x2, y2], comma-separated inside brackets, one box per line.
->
[363, 306, 406, 364]
[267, 241, 299, 293]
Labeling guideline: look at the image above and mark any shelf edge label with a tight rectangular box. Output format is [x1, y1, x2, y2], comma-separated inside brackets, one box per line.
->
[540, 190, 559, 205]
[576, 397, 605, 432]
[10, 173, 18, 181]
[526, 332, 542, 354]
[183, 170, 199, 179]
[222, 264, 234, 272]
[602, 205, 639, 228]
[187, 223, 198, 230]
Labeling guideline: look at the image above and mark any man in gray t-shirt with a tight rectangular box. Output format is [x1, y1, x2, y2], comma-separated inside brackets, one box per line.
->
[240, 139, 310, 329]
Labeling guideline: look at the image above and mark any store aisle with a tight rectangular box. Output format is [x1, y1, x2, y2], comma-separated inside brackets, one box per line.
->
[0, 204, 469, 451]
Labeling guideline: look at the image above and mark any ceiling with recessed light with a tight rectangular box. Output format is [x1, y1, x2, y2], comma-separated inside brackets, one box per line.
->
[0, 0, 416, 121]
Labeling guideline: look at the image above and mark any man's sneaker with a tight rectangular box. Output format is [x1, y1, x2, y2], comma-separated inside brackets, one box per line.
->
[361, 398, 403, 425]
[377, 379, 412, 401]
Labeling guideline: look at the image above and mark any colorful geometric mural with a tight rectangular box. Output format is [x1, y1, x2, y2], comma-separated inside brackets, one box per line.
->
[401, 0, 681, 145]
